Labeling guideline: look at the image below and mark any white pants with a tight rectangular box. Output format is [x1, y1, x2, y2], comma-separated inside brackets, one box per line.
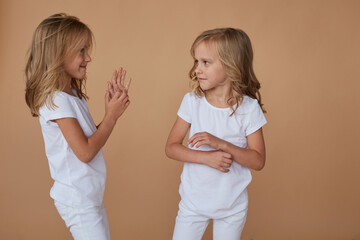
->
[54, 201, 110, 240]
[172, 203, 247, 240]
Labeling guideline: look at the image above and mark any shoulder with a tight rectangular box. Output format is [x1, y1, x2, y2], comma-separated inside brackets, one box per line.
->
[240, 96, 267, 135]
[53, 90, 86, 106]
[242, 95, 259, 107]
[177, 92, 203, 122]
[235, 96, 261, 114]
[183, 92, 202, 103]
[39, 90, 77, 117]
[184, 92, 197, 99]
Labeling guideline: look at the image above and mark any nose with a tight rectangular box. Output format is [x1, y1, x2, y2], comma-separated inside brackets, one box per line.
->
[85, 52, 91, 62]
[195, 64, 202, 75]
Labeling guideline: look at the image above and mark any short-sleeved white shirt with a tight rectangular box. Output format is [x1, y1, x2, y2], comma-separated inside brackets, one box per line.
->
[177, 92, 267, 218]
[39, 90, 106, 208]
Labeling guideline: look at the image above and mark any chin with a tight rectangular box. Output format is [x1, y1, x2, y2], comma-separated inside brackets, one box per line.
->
[77, 73, 86, 79]
[199, 84, 210, 91]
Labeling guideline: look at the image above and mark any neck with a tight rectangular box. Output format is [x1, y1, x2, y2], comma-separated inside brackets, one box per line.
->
[205, 84, 232, 102]
[63, 78, 75, 96]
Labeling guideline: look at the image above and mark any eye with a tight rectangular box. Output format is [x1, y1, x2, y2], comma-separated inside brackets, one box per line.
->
[80, 48, 85, 54]
[194, 60, 199, 65]
[204, 61, 210, 65]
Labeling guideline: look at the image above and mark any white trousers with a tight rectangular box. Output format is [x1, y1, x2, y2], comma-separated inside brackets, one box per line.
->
[54, 201, 110, 240]
[172, 203, 247, 240]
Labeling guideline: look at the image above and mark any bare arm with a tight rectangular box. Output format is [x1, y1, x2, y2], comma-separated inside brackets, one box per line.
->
[188, 128, 266, 171]
[165, 116, 233, 173]
[56, 90, 130, 163]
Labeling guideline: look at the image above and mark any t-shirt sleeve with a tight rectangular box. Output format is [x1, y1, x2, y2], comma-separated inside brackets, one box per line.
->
[40, 93, 77, 123]
[177, 93, 192, 123]
[245, 100, 267, 136]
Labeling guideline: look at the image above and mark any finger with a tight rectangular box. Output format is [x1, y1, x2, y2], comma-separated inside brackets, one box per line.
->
[123, 100, 130, 109]
[189, 138, 196, 147]
[125, 77, 132, 91]
[224, 152, 232, 159]
[190, 138, 200, 147]
[188, 133, 200, 143]
[120, 69, 127, 86]
[113, 82, 124, 93]
[223, 158, 233, 164]
[222, 162, 231, 168]
[218, 167, 229, 173]
[116, 67, 123, 86]
[112, 91, 121, 100]
[108, 82, 114, 97]
[195, 140, 207, 148]
[121, 96, 129, 104]
[115, 68, 126, 92]
[194, 136, 209, 148]
[112, 70, 118, 86]
[121, 100, 130, 112]
[105, 90, 110, 103]
[117, 67, 127, 87]
[118, 90, 128, 101]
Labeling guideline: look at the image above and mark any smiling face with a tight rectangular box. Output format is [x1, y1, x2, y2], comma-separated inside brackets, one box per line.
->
[193, 41, 230, 93]
[63, 37, 91, 81]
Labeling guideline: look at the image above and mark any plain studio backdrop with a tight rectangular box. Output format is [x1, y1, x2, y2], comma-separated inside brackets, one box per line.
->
[0, 0, 359, 239]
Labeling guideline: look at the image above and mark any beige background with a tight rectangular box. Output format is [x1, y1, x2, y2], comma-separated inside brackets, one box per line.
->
[1, 0, 359, 239]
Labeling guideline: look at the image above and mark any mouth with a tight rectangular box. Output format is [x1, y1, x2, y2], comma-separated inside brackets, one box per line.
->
[80, 65, 87, 69]
[198, 77, 206, 81]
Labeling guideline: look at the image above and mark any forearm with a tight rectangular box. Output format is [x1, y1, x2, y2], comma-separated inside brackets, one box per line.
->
[165, 142, 207, 164]
[81, 115, 117, 162]
[220, 141, 265, 170]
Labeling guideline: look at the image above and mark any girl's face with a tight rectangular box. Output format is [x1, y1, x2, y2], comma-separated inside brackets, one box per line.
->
[194, 41, 230, 93]
[63, 39, 91, 81]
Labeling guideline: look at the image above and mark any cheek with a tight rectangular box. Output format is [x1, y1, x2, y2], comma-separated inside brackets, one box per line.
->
[212, 66, 226, 79]
[218, 67, 228, 80]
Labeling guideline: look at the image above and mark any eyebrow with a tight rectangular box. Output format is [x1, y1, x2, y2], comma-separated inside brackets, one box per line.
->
[194, 57, 212, 61]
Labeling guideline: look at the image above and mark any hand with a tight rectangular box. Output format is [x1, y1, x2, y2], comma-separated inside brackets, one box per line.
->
[188, 132, 225, 150]
[108, 67, 132, 98]
[104, 88, 130, 121]
[203, 151, 233, 173]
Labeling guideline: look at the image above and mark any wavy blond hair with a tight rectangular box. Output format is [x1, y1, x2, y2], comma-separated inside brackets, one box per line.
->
[25, 13, 93, 117]
[189, 28, 265, 116]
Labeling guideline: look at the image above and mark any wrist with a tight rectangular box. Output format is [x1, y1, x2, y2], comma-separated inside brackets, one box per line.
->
[218, 140, 227, 151]
[103, 113, 117, 127]
[196, 151, 210, 165]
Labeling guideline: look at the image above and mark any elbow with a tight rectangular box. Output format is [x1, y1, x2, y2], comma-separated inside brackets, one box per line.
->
[165, 142, 175, 159]
[254, 162, 265, 171]
[165, 144, 172, 159]
[254, 156, 266, 171]
[79, 157, 92, 164]
[76, 151, 94, 163]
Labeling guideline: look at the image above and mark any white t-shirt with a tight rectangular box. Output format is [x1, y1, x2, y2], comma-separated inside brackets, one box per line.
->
[39, 90, 106, 208]
[177, 92, 267, 218]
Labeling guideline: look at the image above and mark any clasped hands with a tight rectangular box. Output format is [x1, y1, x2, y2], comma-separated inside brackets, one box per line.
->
[104, 67, 131, 121]
[188, 132, 233, 173]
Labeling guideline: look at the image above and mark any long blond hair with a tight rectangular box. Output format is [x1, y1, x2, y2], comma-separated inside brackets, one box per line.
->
[25, 13, 93, 117]
[189, 28, 265, 116]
